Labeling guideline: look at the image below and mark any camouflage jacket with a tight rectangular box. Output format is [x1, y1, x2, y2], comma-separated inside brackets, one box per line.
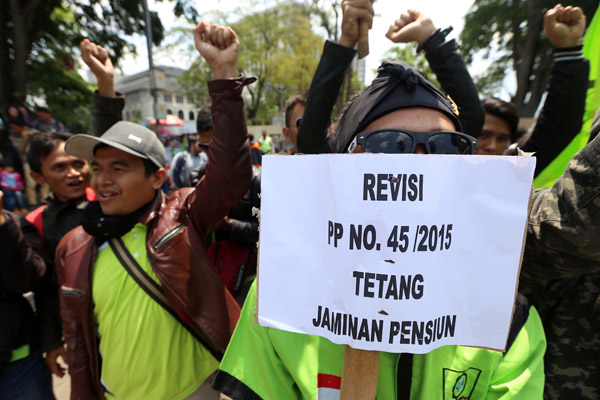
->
[520, 134, 600, 399]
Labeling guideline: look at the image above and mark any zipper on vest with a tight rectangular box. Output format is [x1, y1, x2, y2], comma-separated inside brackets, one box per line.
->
[153, 224, 185, 250]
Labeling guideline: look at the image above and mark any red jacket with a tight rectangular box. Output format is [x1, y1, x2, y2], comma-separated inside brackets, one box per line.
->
[55, 77, 253, 399]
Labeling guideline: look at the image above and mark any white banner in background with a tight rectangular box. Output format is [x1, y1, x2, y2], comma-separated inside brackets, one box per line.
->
[258, 153, 535, 353]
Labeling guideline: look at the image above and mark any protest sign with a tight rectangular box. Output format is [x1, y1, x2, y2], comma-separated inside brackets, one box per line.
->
[258, 153, 535, 353]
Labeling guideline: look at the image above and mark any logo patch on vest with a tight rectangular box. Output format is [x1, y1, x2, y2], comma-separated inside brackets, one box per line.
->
[317, 373, 341, 400]
[443, 368, 481, 399]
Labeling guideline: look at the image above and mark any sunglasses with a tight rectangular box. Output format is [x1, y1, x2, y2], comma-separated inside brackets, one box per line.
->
[295, 117, 302, 129]
[350, 129, 477, 155]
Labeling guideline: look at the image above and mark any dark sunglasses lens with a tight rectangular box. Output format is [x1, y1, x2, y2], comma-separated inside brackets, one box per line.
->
[364, 132, 412, 153]
[295, 117, 302, 129]
[428, 133, 472, 154]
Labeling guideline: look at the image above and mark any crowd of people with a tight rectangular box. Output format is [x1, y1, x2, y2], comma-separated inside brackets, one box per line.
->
[0, 0, 598, 399]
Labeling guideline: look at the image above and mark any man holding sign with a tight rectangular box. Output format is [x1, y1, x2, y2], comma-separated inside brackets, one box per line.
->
[212, 19, 546, 399]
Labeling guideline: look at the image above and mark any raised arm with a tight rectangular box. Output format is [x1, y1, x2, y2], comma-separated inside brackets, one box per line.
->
[515, 5, 588, 176]
[296, 0, 373, 154]
[189, 22, 253, 233]
[386, 9, 485, 137]
[80, 39, 124, 135]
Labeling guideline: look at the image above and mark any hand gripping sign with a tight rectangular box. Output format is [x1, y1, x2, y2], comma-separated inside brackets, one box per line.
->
[257, 153, 535, 396]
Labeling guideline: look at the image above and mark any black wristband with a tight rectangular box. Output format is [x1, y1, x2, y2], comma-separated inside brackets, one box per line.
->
[417, 26, 454, 54]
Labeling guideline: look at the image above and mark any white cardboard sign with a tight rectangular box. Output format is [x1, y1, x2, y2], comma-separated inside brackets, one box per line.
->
[257, 154, 535, 353]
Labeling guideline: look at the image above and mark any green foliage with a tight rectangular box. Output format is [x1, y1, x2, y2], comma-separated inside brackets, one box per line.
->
[231, 3, 324, 123]
[1, 0, 168, 127]
[178, 58, 213, 109]
[175, 2, 324, 124]
[27, 58, 94, 133]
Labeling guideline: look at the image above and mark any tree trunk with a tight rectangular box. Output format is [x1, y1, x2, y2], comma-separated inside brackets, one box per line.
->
[247, 77, 265, 123]
[512, 0, 543, 116]
[0, 5, 10, 112]
[9, 0, 31, 104]
[520, 49, 552, 117]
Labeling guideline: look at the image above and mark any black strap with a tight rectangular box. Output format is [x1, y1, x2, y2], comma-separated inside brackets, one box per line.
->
[504, 293, 531, 353]
[107, 238, 209, 349]
[396, 353, 413, 400]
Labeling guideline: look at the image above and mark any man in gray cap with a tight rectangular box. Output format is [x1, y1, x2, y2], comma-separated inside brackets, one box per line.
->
[54, 22, 252, 400]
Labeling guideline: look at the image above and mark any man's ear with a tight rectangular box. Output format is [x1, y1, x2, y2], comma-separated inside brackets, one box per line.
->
[282, 127, 290, 141]
[152, 168, 167, 190]
[30, 170, 46, 185]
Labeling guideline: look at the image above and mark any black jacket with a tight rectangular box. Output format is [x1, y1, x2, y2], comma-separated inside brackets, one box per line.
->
[0, 211, 46, 369]
[504, 46, 589, 176]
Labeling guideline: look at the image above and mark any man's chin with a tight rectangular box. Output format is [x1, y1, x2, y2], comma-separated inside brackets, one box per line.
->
[98, 204, 124, 216]
[56, 188, 86, 202]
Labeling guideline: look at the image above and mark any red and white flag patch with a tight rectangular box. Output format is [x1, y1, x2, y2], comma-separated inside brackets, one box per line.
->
[317, 374, 341, 400]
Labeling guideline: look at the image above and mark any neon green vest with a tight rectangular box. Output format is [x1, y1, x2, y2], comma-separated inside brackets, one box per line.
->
[216, 281, 545, 399]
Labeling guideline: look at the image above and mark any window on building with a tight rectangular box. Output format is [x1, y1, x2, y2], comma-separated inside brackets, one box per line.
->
[187, 97, 193, 104]
[178, 110, 184, 120]
[167, 109, 172, 115]
[163, 94, 172, 103]
[176, 95, 184, 104]
[189, 111, 195, 120]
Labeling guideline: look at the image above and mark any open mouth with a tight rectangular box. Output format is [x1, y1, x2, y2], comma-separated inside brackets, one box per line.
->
[98, 190, 119, 201]
[67, 181, 84, 188]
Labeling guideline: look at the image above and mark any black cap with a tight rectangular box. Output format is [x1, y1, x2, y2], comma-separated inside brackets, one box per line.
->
[335, 60, 462, 153]
[65, 121, 167, 168]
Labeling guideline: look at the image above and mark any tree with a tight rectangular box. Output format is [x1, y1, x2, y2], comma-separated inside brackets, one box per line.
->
[232, 3, 323, 123]
[460, 0, 597, 117]
[1, 0, 165, 130]
[177, 2, 323, 125]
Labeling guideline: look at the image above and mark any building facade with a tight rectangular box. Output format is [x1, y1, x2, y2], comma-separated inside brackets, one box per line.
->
[114, 66, 197, 132]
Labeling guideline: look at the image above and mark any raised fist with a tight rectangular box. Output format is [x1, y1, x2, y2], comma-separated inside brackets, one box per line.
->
[338, 0, 374, 49]
[80, 39, 115, 96]
[193, 22, 239, 79]
[544, 4, 586, 48]
[386, 9, 436, 46]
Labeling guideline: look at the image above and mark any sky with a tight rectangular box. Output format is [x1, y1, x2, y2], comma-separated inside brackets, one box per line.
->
[118, 0, 481, 87]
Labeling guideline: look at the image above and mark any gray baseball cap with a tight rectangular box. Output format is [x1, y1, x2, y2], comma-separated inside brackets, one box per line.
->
[65, 121, 167, 169]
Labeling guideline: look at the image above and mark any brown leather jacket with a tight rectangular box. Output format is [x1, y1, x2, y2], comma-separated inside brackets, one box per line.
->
[55, 77, 253, 399]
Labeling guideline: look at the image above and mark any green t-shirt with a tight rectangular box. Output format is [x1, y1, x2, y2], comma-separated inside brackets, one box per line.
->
[93, 223, 219, 399]
[215, 281, 546, 399]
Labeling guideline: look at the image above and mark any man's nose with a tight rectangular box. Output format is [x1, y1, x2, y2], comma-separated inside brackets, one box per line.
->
[93, 171, 111, 186]
[414, 144, 427, 154]
[67, 166, 81, 177]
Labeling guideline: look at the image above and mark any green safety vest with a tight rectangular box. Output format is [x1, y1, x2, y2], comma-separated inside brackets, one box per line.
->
[215, 281, 546, 399]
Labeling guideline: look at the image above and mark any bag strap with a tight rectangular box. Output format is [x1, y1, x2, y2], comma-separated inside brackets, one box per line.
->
[107, 237, 207, 345]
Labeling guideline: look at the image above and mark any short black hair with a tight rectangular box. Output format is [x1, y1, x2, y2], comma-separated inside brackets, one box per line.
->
[196, 105, 212, 133]
[284, 92, 307, 128]
[27, 131, 73, 174]
[92, 143, 158, 177]
[37, 106, 51, 114]
[482, 97, 519, 141]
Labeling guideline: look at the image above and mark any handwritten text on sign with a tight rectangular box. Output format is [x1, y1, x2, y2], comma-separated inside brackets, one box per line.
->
[258, 154, 535, 353]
